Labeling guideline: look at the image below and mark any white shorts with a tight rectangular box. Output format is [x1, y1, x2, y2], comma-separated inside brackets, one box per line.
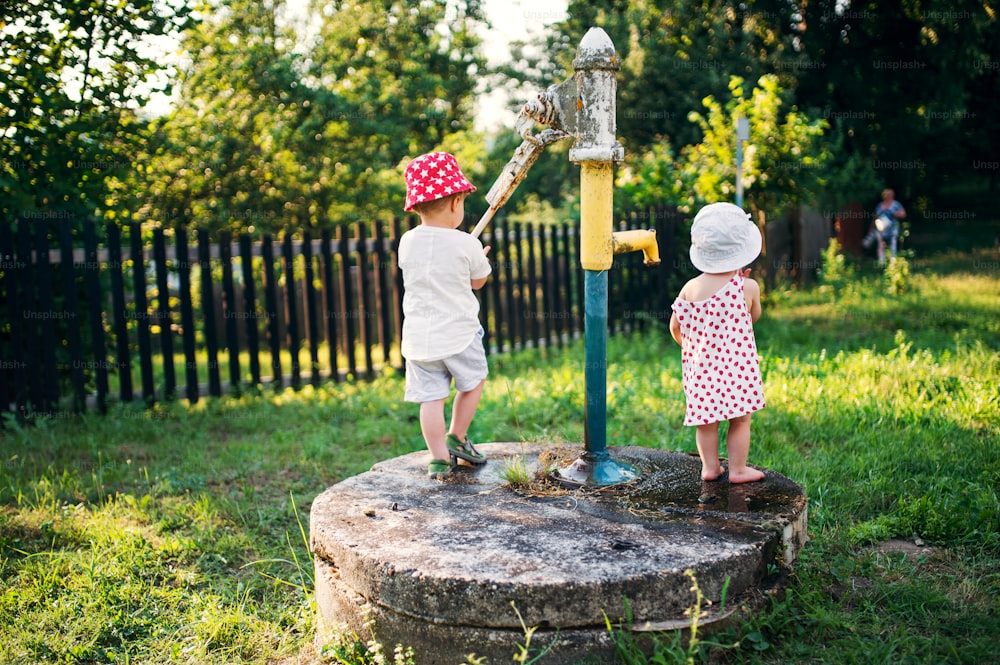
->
[403, 329, 488, 403]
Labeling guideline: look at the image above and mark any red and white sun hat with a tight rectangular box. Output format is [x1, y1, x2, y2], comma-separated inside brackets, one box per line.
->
[403, 151, 477, 212]
[689, 202, 762, 273]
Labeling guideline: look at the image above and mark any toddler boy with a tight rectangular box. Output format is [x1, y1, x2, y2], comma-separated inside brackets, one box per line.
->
[398, 152, 492, 479]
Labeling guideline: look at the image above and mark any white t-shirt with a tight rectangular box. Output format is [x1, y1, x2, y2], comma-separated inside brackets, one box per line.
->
[397, 225, 492, 361]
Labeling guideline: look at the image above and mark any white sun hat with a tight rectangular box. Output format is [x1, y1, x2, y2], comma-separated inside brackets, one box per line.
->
[689, 202, 762, 273]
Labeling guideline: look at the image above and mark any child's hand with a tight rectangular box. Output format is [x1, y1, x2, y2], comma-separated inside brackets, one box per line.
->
[483, 245, 492, 256]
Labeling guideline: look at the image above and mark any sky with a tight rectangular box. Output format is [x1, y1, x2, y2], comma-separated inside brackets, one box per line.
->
[143, 0, 569, 133]
[475, 0, 569, 131]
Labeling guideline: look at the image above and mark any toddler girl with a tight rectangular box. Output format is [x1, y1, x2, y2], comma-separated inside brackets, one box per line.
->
[669, 202, 766, 483]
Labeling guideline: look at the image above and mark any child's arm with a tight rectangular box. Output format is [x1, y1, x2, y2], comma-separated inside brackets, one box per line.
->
[669, 312, 682, 345]
[668, 281, 689, 345]
[470, 245, 491, 290]
[744, 274, 762, 322]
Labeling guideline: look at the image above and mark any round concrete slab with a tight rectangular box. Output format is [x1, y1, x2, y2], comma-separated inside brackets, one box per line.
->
[311, 443, 807, 664]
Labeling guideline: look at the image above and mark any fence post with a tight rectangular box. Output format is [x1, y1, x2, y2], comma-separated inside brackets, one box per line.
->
[198, 229, 221, 397]
[58, 220, 86, 412]
[321, 228, 340, 382]
[261, 235, 281, 388]
[131, 222, 155, 405]
[336, 224, 357, 379]
[1, 222, 28, 419]
[302, 229, 321, 386]
[32, 220, 59, 413]
[175, 228, 198, 402]
[83, 219, 109, 413]
[220, 231, 241, 393]
[373, 220, 393, 369]
[106, 222, 133, 404]
[153, 229, 176, 401]
[239, 233, 262, 387]
[356, 221, 374, 378]
[282, 233, 301, 389]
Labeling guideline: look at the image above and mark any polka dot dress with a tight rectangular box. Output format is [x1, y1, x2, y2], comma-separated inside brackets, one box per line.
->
[671, 275, 765, 426]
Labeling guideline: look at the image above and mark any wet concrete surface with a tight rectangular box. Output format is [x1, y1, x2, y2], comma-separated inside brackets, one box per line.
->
[311, 442, 807, 664]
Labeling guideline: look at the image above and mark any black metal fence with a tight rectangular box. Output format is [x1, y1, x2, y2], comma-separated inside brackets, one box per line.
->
[0, 208, 681, 417]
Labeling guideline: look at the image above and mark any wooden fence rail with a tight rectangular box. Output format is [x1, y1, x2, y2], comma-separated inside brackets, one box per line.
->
[0, 208, 680, 417]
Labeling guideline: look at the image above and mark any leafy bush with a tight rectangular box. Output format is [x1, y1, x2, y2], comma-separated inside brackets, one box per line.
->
[818, 238, 854, 295]
[883, 254, 912, 295]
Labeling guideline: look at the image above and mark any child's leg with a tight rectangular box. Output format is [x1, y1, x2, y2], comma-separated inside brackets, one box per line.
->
[695, 422, 725, 481]
[419, 398, 449, 461]
[726, 414, 765, 483]
[449, 378, 485, 440]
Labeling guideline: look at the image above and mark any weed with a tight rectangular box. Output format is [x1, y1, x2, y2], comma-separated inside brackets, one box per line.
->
[499, 451, 534, 487]
[508, 602, 558, 665]
[883, 252, 913, 295]
[320, 614, 415, 665]
[818, 238, 855, 295]
[608, 572, 738, 664]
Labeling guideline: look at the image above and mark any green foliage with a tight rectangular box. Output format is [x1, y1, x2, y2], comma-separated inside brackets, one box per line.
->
[609, 572, 739, 664]
[817, 238, 855, 296]
[0, 0, 193, 222]
[792, 0, 1000, 196]
[883, 254, 912, 296]
[617, 74, 830, 220]
[124, 0, 488, 233]
[320, 615, 416, 665]
[498, 453, 534, 488]
[617, 141, 688, 212]
[508, 602, 558, 664]
[849, 483, 1000, 548]
[682, 75, 830, 216]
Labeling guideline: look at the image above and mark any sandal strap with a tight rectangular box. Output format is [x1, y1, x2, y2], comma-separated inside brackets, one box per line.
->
[428, 458, 452, 478]
[458, 439, 481, 455]
[446, 433, 487, 464]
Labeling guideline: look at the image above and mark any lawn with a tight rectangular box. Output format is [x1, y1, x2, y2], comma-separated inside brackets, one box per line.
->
[1, 244, 998, 664]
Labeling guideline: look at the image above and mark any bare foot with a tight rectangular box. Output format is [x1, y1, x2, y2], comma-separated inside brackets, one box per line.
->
[729, 467, 765, 484]
[702, 464, 727, 482]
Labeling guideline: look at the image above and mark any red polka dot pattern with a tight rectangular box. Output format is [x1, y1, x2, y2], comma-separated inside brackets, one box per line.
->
[671, 275, 765, 426]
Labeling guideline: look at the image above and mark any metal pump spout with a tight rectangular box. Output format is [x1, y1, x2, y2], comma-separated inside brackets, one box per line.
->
[612, 229, 660, 266]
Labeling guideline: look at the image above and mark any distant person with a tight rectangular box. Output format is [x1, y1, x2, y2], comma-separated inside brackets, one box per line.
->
[669, 203, 766, 484]
[397, 151, 492, 479]
[863, 188, 906, 261]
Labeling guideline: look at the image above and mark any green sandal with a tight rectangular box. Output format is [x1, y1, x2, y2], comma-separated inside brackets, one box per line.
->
[427, 458, 452, 479]
[446, 433, 487, 466]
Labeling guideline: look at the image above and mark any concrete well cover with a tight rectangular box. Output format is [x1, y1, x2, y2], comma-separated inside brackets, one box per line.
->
[311, 442, 807, 644]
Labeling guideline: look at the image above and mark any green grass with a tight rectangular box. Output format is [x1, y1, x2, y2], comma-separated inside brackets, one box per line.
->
[2, 247, 999, 664]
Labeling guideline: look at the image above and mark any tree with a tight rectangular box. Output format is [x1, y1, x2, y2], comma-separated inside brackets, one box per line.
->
[548, 0, 800, 150]
[128, 0, 489, 233]
[303, 0, 488, 225]
[782, 0, 1000, 198]
[128, 0, 312, 232]
[1, 0, 193, 224]
[681, 75, 830, 218]
[535, 0, 999, 212]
